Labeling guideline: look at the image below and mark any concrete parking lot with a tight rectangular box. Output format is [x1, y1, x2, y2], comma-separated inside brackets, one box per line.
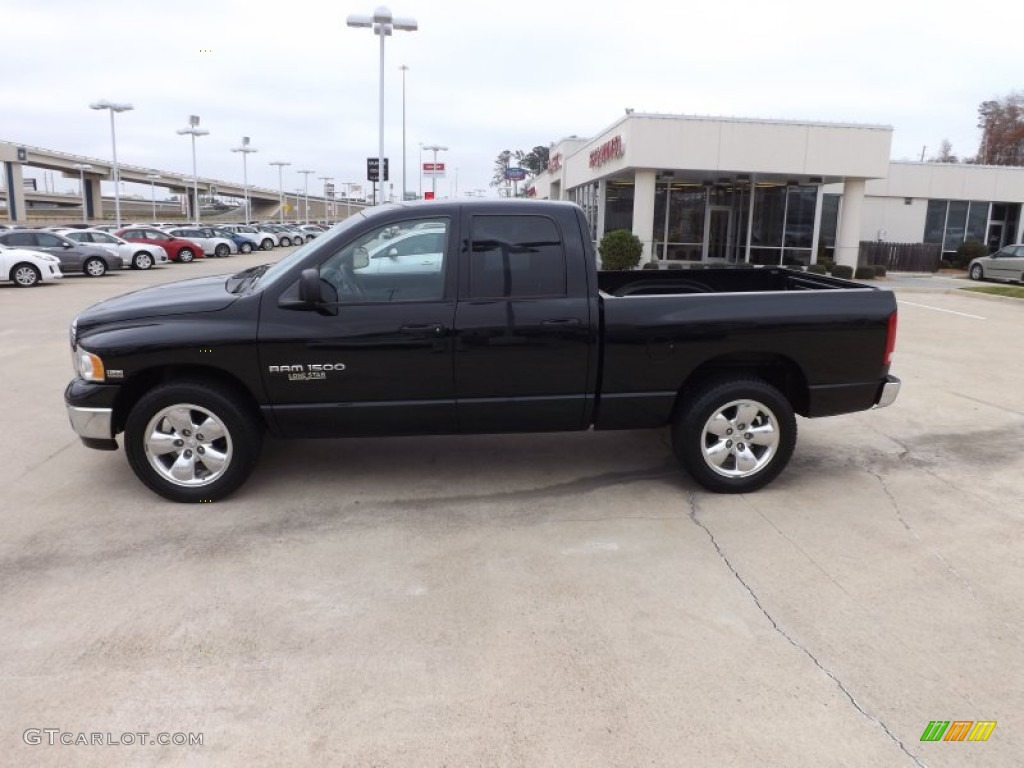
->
[1, 258, 1021, 767]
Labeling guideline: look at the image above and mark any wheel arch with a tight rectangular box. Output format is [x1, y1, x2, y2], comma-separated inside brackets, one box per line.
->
[112, 365, 265, 436]
[671, 352, 810, 420]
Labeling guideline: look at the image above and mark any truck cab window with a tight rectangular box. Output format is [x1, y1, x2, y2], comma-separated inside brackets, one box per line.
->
[469, 215, 566, 299]
[319, 217, 449, 303]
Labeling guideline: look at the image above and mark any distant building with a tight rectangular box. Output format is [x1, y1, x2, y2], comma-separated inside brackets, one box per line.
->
[527, 113, 1024, 267]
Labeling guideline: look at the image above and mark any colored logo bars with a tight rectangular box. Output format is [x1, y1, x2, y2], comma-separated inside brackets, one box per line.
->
[920, 720, 996, 742]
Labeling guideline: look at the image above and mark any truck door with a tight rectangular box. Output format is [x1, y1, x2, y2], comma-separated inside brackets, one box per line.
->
[258, 215, 458, 438]
[453, 212, 594, 433]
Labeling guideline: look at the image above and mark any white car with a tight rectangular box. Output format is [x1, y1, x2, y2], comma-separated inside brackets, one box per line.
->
[164, 227, 237, 258]
[55, 229, 169, 270]
[0, 243, 64, 286]
[357, 227, 446, 274]
[220, 224, 279, 251]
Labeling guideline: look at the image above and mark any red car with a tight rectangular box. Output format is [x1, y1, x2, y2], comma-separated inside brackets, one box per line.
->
[115, 227, 205, 263]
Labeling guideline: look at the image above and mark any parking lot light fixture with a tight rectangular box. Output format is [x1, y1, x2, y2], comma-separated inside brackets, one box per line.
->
[176, 115, 209, 224]
[422, 144, 447, 199]
[270, 161, 291, 223]
[89, 100, 133, 228]
[231, 137, 257, 224]
[319, 176, 334, 222]
[72, 163, 93, 224]
[347, 7, 418, 206]
[145, 172, 161, 220]
[297, 169, 314, 223]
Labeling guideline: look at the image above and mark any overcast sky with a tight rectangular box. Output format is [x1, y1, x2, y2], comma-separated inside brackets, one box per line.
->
[3, 0, 1022, 200]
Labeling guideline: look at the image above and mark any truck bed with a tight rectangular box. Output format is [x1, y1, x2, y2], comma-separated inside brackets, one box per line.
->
[597, 266, 859, 296]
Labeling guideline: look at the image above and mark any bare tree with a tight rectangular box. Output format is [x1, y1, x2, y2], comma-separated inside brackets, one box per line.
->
[929, 139, 958, 163]
[976, 92, 1024, 165]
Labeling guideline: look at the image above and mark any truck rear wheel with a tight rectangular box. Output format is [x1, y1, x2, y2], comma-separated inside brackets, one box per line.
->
[672, 378, 796, 493]
[124, 381, 263, 503]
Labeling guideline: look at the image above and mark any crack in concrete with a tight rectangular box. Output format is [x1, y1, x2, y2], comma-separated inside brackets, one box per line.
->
[686, 492, 927, 768]
[870, 472, 975, 598]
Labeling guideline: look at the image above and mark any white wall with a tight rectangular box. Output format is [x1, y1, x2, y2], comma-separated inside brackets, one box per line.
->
[860, 197, 928, 243]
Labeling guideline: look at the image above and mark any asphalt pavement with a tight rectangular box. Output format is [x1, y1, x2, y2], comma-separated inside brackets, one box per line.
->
[1, 258, 1021, 767]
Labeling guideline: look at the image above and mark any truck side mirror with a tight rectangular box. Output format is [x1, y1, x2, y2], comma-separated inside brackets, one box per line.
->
[298, 268, 322, 304]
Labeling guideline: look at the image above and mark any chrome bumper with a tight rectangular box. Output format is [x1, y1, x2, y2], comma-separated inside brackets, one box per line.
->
[874, 375, 901, 409]
[66, 405, 113, 440]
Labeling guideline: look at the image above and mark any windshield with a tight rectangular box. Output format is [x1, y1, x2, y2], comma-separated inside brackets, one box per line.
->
[254, 215, 366, 292]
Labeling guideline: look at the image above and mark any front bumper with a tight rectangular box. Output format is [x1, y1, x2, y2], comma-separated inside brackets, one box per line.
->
[65, 379, 119, 450]
[874, 375, 901, 409]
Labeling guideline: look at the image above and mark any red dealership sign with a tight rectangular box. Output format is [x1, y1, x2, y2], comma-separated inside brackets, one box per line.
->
[589, 136, 624, 168]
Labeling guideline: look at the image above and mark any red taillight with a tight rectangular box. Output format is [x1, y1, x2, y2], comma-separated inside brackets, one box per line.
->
[884, 310, 897, 365]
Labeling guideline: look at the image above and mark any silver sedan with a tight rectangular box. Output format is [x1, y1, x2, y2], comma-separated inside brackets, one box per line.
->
[969, 244, 1024, 283]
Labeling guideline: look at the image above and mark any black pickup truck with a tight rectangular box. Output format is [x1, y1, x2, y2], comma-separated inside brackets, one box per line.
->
[65, 200, 900, 503]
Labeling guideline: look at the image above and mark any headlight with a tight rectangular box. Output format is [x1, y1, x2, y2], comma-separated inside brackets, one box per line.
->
[40, 254, 60, 263]
[73, 345, 105, 382]
[69, 317, 78, 348]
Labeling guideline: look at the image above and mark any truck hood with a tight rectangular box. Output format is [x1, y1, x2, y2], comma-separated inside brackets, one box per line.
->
[75, 274, 237, 331]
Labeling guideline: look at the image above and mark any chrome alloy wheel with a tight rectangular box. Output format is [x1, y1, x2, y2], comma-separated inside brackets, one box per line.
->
[143, 403, 233, 487]
[700, 399, 780, 478]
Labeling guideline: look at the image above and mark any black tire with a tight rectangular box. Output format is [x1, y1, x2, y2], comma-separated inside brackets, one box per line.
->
[124, 380, 264, 503]
[672, 378, 796, 494]
[215, 244, 230, 258]
[11, 262, 41, 287]
[292, 235, 304, 246]
[83, 257, 107, 277]
[132, 251, 154, 270]
[239, 242, 253, 254]
[260, 238, 274, 251]
[177, 248, 195, 263]
[280, 236, 292, 247]
[969, 263, 984, 281]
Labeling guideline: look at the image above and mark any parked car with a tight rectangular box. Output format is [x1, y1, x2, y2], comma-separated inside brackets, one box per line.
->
[0, 243, 63, 286]
[220, 224, 278, 251]
[969, 243, 1024, 283]
[54, 228, 168, 270]
[115, 227, 204, 262]
[260, 224, 305, 246]
[164, 227, 236, 258]
[0, 230, 120, 277]
[298, 224, 325, 239]
[355, 226, 446, 274]
[64, 200, 900, 503]
[204, 227, 255, 254]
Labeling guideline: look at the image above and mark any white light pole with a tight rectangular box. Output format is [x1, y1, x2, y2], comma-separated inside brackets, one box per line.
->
[418, 142, 423, 199]
[342, 181, 357, 219]
[146, 172, 161, 220]
[347, 7, 417, 206]
[297, 169, 314, 223]
[422, 144, 447, 199]
[72, 163, 93, 224]
[89, 100, 133, 228]
[399, 64, 409, 201]
[319, 175, 334, 222]
[231, 136, 257, 224]
[176, 115, 209, 223]
[269, 161, 290, 223]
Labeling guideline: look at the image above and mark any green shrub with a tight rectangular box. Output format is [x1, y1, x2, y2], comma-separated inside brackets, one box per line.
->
[854, 266, 875, 279]
[667, 262, 684, 270]
[819, 258, 835, 273]
[873, 264, 887, 277]
[641, 261, 659, 270]
[806, 264, 827, 274]
[598, 229, 644, 271]
[832, 264, 854, 279]
[953, 239, 988, 269]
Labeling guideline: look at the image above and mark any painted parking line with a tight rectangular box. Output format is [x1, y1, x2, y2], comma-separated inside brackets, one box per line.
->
[898, 300, 986, 320]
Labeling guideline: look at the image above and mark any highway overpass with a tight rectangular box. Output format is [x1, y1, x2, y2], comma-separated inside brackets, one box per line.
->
[1, 140, 368, 224]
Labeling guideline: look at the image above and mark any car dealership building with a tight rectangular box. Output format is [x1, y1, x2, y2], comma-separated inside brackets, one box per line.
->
[526, 113, 1024, 268]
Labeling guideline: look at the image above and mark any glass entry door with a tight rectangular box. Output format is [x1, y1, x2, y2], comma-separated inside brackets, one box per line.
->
[704, 206, 733, 261]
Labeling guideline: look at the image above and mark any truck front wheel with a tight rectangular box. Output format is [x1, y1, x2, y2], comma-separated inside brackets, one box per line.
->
[124, 381, 263, 503]
[673, 378, 796, 494]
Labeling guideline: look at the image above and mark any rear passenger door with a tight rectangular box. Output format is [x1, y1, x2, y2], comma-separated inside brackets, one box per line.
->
[453, 212, 594, 433]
